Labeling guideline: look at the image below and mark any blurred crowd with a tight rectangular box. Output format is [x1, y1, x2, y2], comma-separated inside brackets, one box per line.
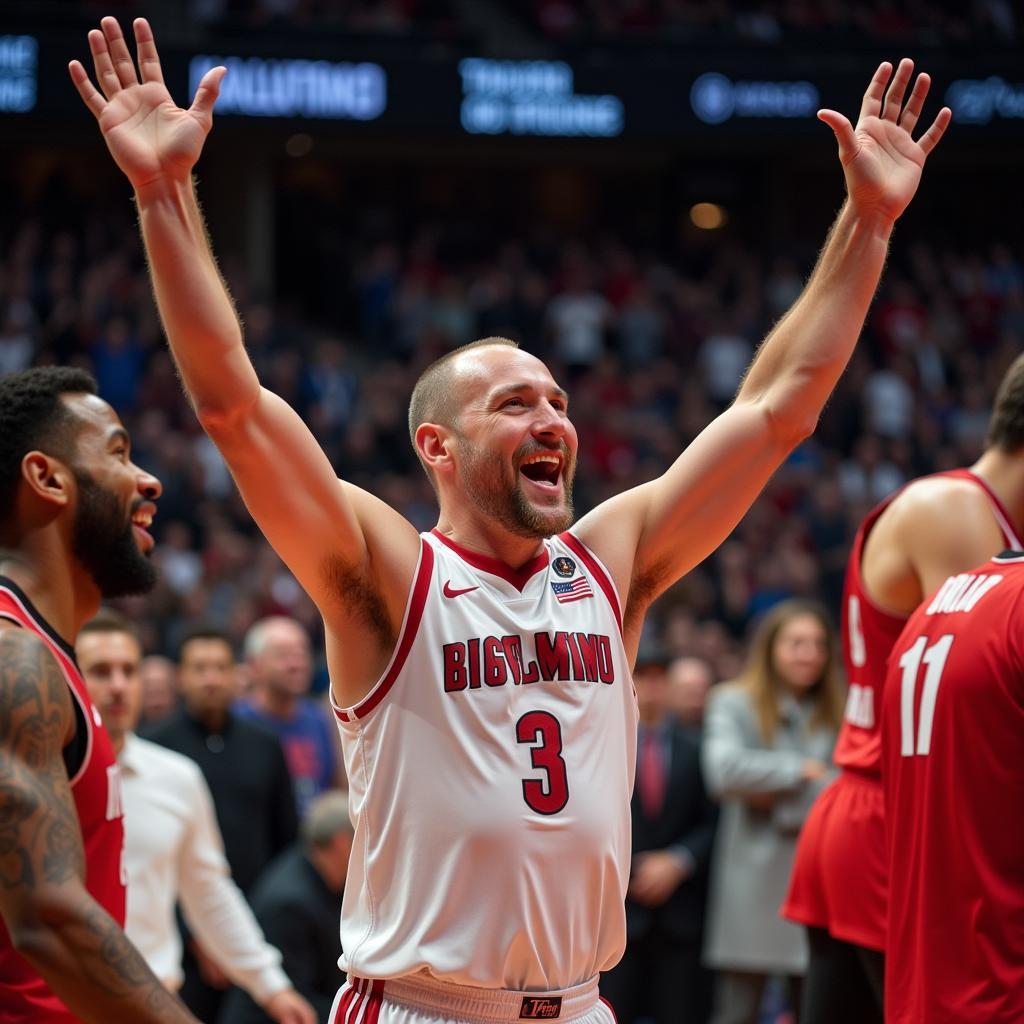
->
[2, 176, 1022, 1021]
[183, 0, 1020, 43]
[3, 192, 1022, 685]
[519, 0, 1019, 43]
[23, 0, 1015, 42]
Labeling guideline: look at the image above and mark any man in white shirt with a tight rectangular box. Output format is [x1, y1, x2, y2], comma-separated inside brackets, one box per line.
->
[75, 609, 315, 1024]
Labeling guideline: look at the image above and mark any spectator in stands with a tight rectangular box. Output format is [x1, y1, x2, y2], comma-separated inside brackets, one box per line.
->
[236, 616, 342, 813]
[147, 627, 298, 1022]
[220, 791, 353, 1024]
[702, 600, 843, 1024]
[76, 610, 315, 1024]
[601, 645, 718, 1024]
[139, 653, 179, 727]
[667, 655, 715, 735]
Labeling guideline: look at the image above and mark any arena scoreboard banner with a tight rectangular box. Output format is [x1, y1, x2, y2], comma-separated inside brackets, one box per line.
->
[4, 30, 1021, 139]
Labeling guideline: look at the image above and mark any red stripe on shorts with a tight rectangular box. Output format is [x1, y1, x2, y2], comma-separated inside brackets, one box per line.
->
[364, 980, 386, 1024]
[332, 980, 357, 1024]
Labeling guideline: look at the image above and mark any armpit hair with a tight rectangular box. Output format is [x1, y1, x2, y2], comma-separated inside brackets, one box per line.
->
[320, 554, 396, 649]
[626, 556, 675, 625]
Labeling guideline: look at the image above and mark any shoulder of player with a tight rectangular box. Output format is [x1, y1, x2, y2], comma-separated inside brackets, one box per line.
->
[0, 625, 73, 743]
[560, 501, 639, 611]
[339, 481, 420, 562]
[318, 480, 421, 639]
[891, 474, 992, 516]
[884, 476, 1003, 544]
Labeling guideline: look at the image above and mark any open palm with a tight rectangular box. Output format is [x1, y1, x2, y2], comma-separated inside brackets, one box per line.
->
[819, 59, 951, 223]
[69, 18, 225, 190]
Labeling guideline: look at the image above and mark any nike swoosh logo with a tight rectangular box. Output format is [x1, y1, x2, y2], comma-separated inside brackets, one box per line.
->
[443, 581, 479, 598]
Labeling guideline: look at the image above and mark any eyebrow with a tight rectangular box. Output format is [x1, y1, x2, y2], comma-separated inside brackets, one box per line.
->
[490, 382, 569, 403]
[107, 427, 131, 447]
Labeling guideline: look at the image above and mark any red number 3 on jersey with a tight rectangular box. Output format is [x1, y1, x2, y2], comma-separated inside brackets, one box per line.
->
[516, 710, 569, 815]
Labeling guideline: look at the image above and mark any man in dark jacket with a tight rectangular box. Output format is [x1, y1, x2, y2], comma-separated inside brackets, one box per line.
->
[221, 792, 352, 1024]
[146, 627, 298, 1021]
[601, 645, 719, 1024]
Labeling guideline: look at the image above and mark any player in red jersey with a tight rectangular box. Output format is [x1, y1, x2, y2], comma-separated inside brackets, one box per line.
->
[782, 354, 1024, 1023]
[0, 367, 200, 1023]
[882, 551, 1024, 1023]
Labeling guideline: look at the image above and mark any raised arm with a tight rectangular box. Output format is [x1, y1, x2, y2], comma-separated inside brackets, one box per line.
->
[0, 628, 198, 1024]
[69, 19, 419, 695]
[574, 60, 950, 638]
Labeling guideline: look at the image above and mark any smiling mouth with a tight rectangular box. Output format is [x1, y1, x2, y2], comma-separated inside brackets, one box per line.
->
[131, 507, 156, 551]
[519, 452, 563, 489]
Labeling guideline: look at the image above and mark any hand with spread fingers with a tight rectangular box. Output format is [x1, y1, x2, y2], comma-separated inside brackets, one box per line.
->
[819, 58, 952, 224]
[68, 17, 225, 190]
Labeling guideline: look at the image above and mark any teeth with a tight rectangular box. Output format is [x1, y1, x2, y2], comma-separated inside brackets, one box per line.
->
[521, 454, 560, 466]
[132, 513, 153, 528]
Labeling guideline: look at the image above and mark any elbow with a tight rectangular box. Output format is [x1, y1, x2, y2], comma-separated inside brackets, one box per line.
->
[5, 892, 78, 961]
[761, 401, 817, 451]
[195, 391, 259, 439]
[8, 918, 53, 961]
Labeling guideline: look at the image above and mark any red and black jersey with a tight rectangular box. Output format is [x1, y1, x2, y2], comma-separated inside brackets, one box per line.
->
[0, 578, 125, 1022]
[883, 553, 1024, 1024]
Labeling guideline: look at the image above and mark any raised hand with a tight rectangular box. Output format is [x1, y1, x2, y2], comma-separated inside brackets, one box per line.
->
[69, 18, 225, 191]
[819, 58, 951, 224]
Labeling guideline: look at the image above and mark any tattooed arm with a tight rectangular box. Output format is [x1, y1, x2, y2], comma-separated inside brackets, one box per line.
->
[0, 627, 199, 1023]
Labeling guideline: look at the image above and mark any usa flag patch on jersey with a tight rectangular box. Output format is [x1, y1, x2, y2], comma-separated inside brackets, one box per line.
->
[551, 577, 593, 603]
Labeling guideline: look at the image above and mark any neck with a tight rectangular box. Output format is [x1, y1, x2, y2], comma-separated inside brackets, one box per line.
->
[784, 682, 813, 702]
[191, 705, 228, 733]
[0, 545, 101, 646]
[111, 730, 127, 756]
[433, 515, 548, 570]
[972, 448, 1024, 540]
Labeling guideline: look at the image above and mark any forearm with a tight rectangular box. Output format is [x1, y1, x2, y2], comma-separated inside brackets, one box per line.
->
[182, 885, 288, 1004]
[14, 889, 196, 1023]
[738, 202, 893, 435]
[702, 742, 805, 797]
[135, 175, 259, 420]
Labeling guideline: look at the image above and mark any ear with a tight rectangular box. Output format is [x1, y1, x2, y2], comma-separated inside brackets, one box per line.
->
[21, 451, 73, 510]
[416, 423, 454, 477]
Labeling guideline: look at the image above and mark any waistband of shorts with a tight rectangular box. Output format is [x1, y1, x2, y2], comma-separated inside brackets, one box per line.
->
[348, 971, 600, 1022]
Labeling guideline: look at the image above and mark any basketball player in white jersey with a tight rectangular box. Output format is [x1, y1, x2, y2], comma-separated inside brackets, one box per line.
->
[71, 19, 950, 1024]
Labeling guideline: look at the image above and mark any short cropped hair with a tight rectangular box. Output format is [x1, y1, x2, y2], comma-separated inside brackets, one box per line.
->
[300, 790, 353, 850]
[407, 337, 519, 484]
[79, 607, 142, 645]
[0, 367, 98, 521]
[986, 353, 1024, 452]
[177, 626, 235, 664]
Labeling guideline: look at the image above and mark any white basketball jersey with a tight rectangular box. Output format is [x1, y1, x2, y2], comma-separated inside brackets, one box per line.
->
[332, 529, 637, 992]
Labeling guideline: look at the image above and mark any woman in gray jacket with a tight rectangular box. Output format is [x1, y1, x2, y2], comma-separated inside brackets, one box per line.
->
[702, 600, 843, 1024]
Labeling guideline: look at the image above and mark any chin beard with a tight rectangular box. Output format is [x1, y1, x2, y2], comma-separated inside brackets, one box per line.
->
[71, 468, 158, 598]
[504, 485, 575, 539]
[460, 444, 576, 539]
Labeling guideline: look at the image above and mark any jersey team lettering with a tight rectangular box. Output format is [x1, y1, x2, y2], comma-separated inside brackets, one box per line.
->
[444, 630, 616, 691]
[925, 572, 1003, 615]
